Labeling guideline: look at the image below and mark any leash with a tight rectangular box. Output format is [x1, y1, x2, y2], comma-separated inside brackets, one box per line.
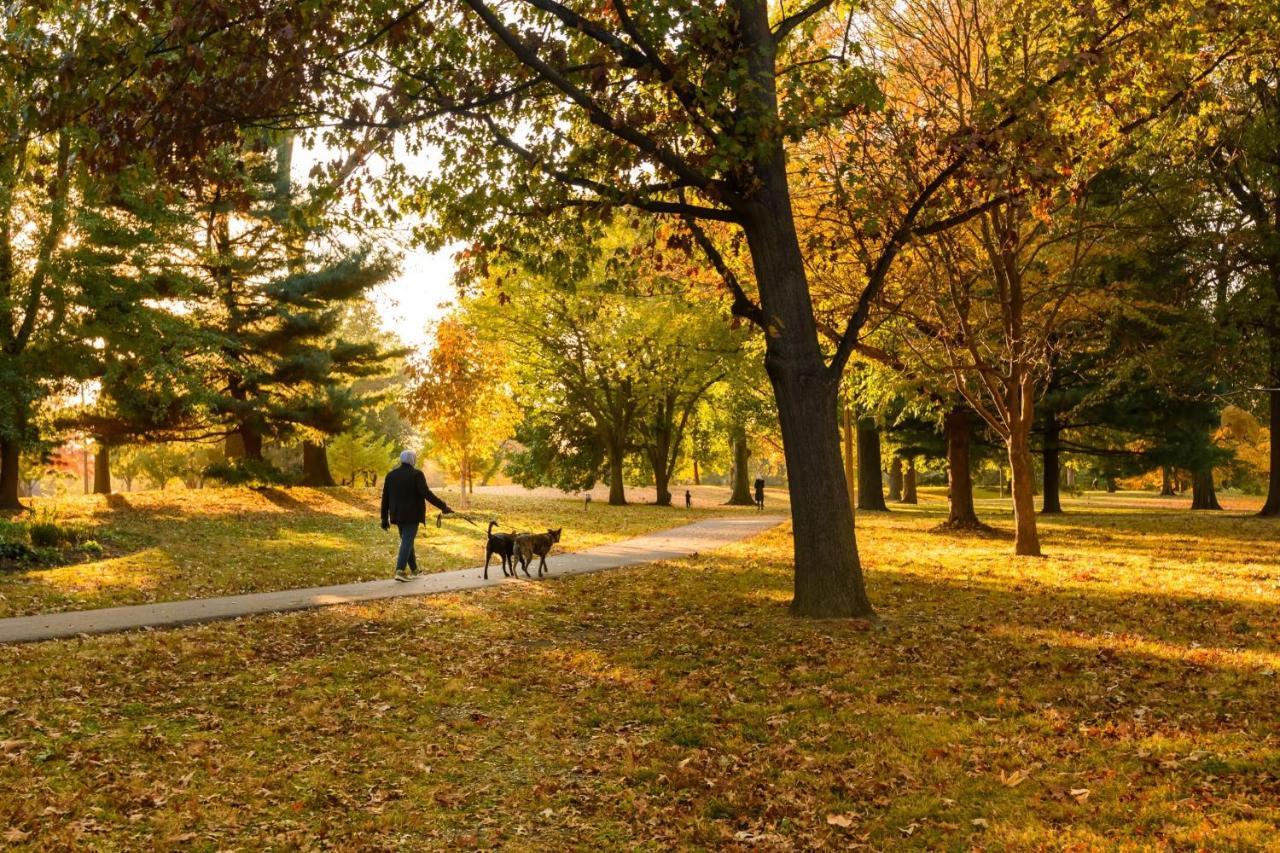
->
[436, 511, 482, 529]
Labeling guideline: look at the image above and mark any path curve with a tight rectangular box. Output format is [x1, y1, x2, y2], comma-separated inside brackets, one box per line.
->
[0, 516, 786, 645]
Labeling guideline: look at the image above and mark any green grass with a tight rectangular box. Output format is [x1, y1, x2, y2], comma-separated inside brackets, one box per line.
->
[0, 486, 764, 618]
[0, 487, 1276, 848]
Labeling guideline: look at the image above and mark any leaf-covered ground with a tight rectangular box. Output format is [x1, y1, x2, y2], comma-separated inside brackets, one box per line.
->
[0, 486, 766, 618]
[0, 490, 1276, 849]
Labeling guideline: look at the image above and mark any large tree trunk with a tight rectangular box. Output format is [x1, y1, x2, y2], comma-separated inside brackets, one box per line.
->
[842, 403, 857, 514]
[225, 428, 264, 461]
[1008, 425, 1042, 556]
[888, 456, 903, 501]
[856, 418, 888, 511]
[1105, 476, 1117, 493]
[692, 457, 700, 486]
[1041, 415, 1063, 514]
[1190, 465, 1223, 511]
[1261, 339, 1280, 516]
[726, 426, 754, 506]
[93, 443, 112, 495]
[1160, 466, 1176, 496]
[301, 441, 336, 487]
[942, 407, 982, 528]
[767, 364, 873, 618]
[605, 436, 627, 506]
[0, 437, 21, 511]
[741, 159, 873, 618]
[902, 458, 918, 504]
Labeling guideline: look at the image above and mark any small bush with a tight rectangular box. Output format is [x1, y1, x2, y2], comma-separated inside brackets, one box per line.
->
[0, 540, 35, 562]
[79, 540, 104, 558]
[29, 522, 63, 548]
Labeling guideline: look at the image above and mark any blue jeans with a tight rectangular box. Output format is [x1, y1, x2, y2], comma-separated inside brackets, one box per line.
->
[396, 523, 419, 574]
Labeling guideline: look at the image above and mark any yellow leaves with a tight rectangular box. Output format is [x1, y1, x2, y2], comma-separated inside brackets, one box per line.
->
[999, 767, 1030, 787]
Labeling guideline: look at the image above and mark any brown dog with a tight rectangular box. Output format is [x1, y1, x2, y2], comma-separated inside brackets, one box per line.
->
[514, 528, 562, 578]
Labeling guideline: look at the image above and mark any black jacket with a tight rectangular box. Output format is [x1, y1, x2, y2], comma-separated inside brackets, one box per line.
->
[381, 464, 450, 525]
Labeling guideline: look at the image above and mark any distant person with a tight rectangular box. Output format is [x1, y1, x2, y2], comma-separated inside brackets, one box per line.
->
[753, 476, 765, 511]
[381, 451, 453, 582]
[685, 489, 692, 509]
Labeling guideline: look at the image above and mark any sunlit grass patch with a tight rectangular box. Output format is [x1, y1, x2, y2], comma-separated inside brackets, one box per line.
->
[0, 485, 756, 617]
[0, 489, 1276, 847]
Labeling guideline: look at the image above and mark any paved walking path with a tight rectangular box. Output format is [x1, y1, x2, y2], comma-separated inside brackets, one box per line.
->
[0, 515, 786, 645]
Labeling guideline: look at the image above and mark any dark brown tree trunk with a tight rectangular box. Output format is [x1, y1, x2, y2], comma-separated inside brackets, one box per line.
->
[902, 458, 917, 504]
[1260, 335, 1280, 515]
[1008, 425, 1042, 556]
[842, 403, 857, 515]
[726, 426, 754, 506]
[766, 364, 873, 618]
[1191, 465, 1223, 510]
[301, 441, 336, 487]
[942, 408, 983, 528]
[888, 456, 903, 501]
[692, 457, 700, 486]
[1041, 415, 1063, 514]
[856, 417, 888, 511]
[1105, 476, 1117, 493]
[226, 429, 264, 461]
[740, 154, 873, 618]
[93, 443, 112, 495]
[0, 437, 21, 511]
[605, 436, 627, 506]
[1160, 465, 1176, 496]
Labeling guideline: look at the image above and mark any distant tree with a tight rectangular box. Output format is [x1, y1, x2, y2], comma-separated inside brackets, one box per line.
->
[406, 316, 519, 508]
[327, 428, 396, 487]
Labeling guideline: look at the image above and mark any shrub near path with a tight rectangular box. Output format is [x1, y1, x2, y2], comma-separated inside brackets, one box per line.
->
[0, 494, 1276, 848]
[0, 487, 764, 619]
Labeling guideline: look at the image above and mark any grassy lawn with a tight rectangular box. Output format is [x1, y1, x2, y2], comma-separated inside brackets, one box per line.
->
[0, 490, 1277, 848]
[0, 486, 763, 618]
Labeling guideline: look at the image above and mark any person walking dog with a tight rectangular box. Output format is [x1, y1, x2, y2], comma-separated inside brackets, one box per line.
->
[381, 451, 453, 581]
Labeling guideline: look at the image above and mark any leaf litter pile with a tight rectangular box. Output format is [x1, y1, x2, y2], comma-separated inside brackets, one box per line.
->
[0, 493, 1277, 848]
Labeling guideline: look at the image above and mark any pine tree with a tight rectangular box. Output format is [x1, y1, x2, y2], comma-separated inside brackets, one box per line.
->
[186, 135, 399, 484]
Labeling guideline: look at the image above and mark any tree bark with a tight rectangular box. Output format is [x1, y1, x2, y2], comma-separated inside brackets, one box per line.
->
[1105, 476, 1117, 493]
[842, 403, 857, 515]
[1260, 336, 1280, 516]
[856, 417, 888, 511]
[902, 458, 917, 504]
[605, 436, 627, 506]
[301, 441, 336, 487]
[942, 408, 982, 528]
[888, 456, 903, 501]
[1191, 465, 1223, 511]
[726, 426, 754, 505]
[766, 362, 873, 618]
[225, 428, 263, 461]
[1160, 465, 1176, 496]
[740, 159, 874, 618]
[692, 457, 700, 486]
[1041, 415, 1063, 514]
[0, 437, 21, 510]
[1008, 427, 1042, 556]
[93, 443, 112, 495]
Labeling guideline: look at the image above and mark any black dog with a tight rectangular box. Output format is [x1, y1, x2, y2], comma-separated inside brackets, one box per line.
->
[514, 528, 562, 578]
[484, 520, 522, 580]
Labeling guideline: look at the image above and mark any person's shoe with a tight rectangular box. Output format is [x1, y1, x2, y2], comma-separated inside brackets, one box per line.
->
[394, 572, 409, 583]
[409, 567, 420, 577]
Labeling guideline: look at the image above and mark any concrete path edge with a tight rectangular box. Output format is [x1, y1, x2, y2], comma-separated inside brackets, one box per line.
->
[0, 515, 786, 644]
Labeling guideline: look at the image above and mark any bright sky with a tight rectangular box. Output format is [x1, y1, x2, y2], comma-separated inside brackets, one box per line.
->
[294, 139, 457, 352]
